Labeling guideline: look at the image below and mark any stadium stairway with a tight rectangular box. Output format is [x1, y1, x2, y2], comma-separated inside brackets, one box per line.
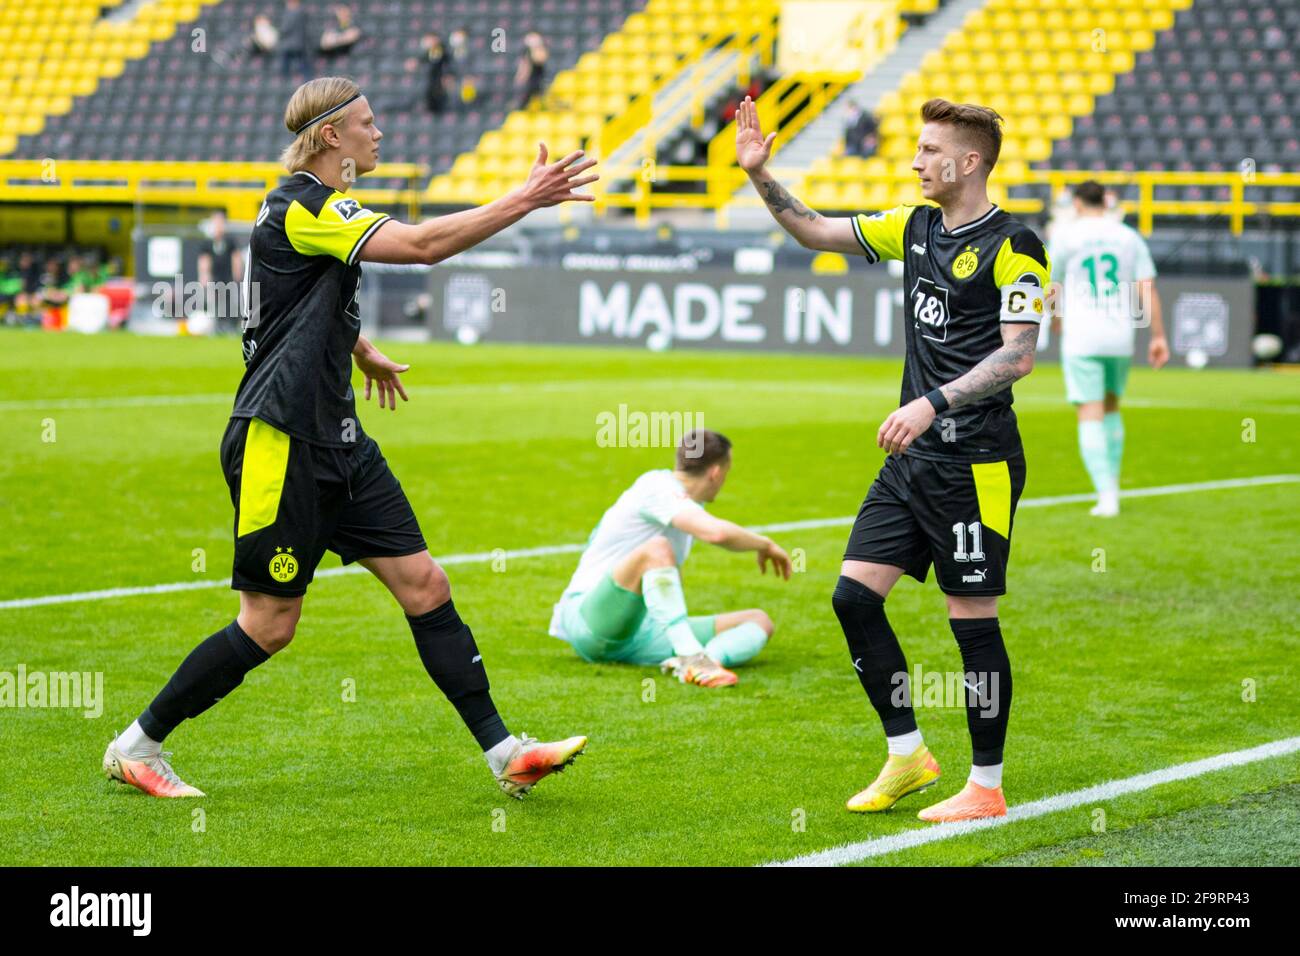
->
[425, 0, 779, 208]
[601, 20, 775, 190]
[0, 0, 219, 157]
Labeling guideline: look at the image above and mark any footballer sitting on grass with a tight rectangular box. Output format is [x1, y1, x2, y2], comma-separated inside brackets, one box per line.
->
[549, 430, 792, 688]
[740, 96, 1049, 821]
[103, 76, 598, 800]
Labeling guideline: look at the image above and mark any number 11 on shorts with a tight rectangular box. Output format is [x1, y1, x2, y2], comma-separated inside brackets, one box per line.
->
[952, 521, 985, 562]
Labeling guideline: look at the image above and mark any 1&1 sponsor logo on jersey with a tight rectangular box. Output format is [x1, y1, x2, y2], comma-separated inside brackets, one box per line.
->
[910, 276, 951, 342]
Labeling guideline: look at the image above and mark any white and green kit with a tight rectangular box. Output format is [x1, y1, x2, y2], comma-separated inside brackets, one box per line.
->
[549, 469, 766, 666]
[1051, 216, 1159, 499]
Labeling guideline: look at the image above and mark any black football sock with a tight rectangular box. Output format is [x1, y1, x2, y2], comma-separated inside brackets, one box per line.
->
[949, 617, 1012, 767]
[408, 600, 511, 751]
[138, 620, 270, 742]
[832, 575, 917, 736]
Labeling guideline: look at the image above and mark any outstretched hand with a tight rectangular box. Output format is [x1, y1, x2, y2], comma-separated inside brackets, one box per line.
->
[735, 95, 776, 173]
[521, 142, 599, 208]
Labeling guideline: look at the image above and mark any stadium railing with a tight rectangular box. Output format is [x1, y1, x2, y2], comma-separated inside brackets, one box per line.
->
[0, 160, 428, 222]
[593, 163, 1300, 235]
[2, 160, 1296, 238]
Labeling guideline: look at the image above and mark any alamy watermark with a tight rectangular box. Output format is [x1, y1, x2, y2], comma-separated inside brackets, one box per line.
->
[888, 665, 1000, 718]
[151, 274, 258, 322]
[595, 404, 705, 455]
[1, 665, 103, 718]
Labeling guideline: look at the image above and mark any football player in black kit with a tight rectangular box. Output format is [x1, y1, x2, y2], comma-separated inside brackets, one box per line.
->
[104, 77, 599, 801]
[739, 95, 1050, 821]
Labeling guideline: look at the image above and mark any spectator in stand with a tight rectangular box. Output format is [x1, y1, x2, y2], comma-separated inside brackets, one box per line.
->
[278, 0, 310, 80]
[447, 27, 470, 113]
[319, 4, 362, 61]
[419, 32, 450, 114]
[843, 101, 878, 158]
[249, 13, 278, 56]
[515, 32, 549, 110]
[249, 13, 279, 56]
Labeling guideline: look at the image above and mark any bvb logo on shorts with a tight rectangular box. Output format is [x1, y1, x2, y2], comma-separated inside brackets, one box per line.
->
[269, 546, 298, 582]
[952, 246, 979, 279]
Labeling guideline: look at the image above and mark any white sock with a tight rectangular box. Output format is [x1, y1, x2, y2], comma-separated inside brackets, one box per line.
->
[969, 763, 1003, 789]
[484, 735, 520, 775]
[886, 729, 924, 757]
[116, 720, 161, 759]
[642, 566, 706, 657]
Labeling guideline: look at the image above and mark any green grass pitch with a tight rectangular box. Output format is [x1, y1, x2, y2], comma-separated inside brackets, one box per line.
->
[1, 330, 1297, 866]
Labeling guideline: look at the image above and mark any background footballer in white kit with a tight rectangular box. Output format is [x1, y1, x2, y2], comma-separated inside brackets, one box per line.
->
[1050, 180, 1170, 517]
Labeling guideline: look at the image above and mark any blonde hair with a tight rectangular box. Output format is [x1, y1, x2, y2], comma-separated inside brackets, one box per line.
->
[920, 98, 1003, 172]
[279, 76, 362, 173]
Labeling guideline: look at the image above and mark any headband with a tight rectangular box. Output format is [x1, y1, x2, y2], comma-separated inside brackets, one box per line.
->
[292, 93, 362, 136]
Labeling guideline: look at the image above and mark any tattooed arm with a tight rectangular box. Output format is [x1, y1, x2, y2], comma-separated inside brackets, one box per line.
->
[939, 322, 1040, 410]
[736, 96, 862, 253]
[746, 167, 863, 254]
[877, 323, 1039, 455]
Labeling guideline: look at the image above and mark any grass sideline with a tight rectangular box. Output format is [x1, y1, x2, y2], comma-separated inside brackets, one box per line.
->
[1, 331, 1297, 866]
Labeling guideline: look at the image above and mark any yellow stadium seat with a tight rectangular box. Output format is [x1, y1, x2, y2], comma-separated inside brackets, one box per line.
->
[1042, 115, 1071, 140]
[1088, 73, 1114, 96]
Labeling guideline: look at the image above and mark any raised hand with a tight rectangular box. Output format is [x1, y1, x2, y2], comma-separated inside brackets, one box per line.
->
[735, 95, 776, 173]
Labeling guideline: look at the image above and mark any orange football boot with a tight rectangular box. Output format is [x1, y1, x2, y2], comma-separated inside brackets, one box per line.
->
[917, 780, 1007, 822]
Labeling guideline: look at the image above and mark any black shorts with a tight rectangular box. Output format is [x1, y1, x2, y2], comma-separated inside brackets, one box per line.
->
[843, 451, 1027, 596]
[219, 416, 427, 597]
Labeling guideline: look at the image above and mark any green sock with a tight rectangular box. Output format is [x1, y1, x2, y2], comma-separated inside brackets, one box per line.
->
[1103, 412, 1124, 488]
[642, 566, 705, 657]
[704, 621, 769, 667]
[1078, 420, 1114, 495]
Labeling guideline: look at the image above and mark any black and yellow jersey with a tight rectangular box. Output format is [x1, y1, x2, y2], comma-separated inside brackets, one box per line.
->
[233, 169, 390, 448]
[852, 203, 1050, 462]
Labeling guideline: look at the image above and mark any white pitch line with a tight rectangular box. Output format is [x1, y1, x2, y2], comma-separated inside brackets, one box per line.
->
[0, 378, 860, 412]
[767, 735, 1300, 867]
[0, 392, 236, 411]
[1, 473, 1296, 612]
[0, 542, 589, 611]
[734, 473, 1300, 535]
[5, 380, 1299, 413]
